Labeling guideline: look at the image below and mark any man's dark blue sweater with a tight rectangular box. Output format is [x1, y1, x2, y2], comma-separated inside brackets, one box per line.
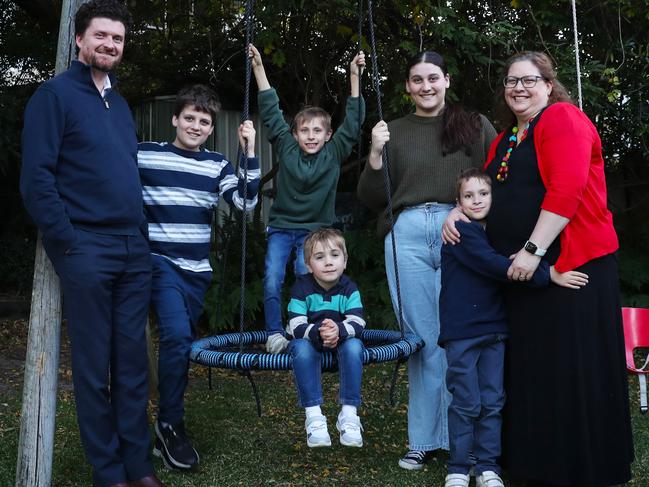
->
[20, 60, 143, 254]
[439, 220, 550, 344]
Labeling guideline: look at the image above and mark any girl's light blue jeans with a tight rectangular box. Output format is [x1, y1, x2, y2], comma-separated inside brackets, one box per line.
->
[384, 203, 454, 451]
[288, 337, 364, 407]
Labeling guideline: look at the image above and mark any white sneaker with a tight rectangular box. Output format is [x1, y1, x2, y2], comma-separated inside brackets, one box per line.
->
[445, 473, 470, 487]
[265, 333, 289, 354]
[305, 414, 331, 447]
[336, 413, 363, 447]
[476, 470, 505, 487]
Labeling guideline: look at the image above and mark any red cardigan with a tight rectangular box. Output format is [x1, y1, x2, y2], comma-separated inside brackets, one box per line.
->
[484, 102, 618, 272]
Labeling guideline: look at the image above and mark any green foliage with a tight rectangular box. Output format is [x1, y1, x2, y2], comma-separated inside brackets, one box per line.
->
[203, 210, 267, 332]
[0, 234, 35, 297]
[617, 208, 649, 307]
[344, 226, 396, 329]
[2, 0, 648, 307]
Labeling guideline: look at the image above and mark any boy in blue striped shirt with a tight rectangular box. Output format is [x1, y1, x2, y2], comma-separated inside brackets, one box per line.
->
[287, 228, 366, 448]
[137, 85, 260, 470]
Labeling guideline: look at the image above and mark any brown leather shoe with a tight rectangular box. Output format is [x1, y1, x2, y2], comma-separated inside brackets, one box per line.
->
[129, 475, 165, 487]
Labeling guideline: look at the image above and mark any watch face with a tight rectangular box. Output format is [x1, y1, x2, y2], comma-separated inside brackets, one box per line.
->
[525, 241, 537, 253]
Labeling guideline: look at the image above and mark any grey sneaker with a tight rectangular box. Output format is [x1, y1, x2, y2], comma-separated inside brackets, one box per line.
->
[476, 470, 505, 487]
[305, 414, 331, 448]
[265, 333, 289, 354]
[336, 413, 363, 447]
[445, 473, 470, 487]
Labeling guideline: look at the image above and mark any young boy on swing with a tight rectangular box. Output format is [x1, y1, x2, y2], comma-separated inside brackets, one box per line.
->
[439, 168, 589, 487]
[287, 228, 366, 447]
[137, 84, 260, 470]
[247, 44, 365, 355]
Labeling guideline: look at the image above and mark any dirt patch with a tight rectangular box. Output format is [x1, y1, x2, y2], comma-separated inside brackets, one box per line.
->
[0, 318, 74, 397]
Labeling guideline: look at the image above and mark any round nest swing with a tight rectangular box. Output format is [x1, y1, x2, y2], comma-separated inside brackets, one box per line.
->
[190, 329, 424, 371]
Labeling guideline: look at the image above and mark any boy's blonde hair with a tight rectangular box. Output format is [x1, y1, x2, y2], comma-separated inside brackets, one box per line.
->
[303, 228, 347, 263]
[455, 167, 492, 201]
[292, 106, 332, 133]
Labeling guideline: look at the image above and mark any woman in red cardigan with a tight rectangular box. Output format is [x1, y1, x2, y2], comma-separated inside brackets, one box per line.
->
[444, 51, 633, 487]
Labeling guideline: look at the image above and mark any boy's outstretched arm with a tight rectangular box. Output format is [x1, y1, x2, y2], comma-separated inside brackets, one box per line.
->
[550, 266, 589, 289]
[350, 51, 365, 98]
[248, 44, 271, 91]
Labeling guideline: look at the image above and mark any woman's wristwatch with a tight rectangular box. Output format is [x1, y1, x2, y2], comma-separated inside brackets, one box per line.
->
[524, 240, 547, 257]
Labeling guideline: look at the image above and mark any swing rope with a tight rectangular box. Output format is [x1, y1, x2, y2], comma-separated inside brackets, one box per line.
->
[356, 0, 364, 159]
[570, 0, 583, 110]
[236, 0, 262, 417]
[366, 0, 405, 339]
[366, 0, 409, 405]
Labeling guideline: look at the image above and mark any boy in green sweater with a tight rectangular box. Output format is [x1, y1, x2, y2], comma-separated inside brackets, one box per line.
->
[248, 44, 365, 354]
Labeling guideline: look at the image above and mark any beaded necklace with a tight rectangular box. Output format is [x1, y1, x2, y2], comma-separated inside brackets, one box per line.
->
[496, 118, 532, 183]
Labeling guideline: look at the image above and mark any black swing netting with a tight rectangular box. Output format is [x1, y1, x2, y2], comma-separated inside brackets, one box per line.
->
[190, 330, 424, 371]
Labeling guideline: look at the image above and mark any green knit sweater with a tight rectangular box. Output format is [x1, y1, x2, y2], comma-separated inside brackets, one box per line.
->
[357, 113, 497, 238]
[259, 88, 365, 230]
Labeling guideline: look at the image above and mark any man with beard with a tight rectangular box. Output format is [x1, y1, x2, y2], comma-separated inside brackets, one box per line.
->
[20, 2, 164, 486]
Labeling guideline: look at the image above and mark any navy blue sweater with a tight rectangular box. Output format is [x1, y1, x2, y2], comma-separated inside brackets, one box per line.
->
[20, 61, 143, 254]
[439, 220, 550, 344]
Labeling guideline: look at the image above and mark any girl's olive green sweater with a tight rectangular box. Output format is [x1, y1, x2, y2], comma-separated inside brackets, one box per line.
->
[357, 113, 497, 238]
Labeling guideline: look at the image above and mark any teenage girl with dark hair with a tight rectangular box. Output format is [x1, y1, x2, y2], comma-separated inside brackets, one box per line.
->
[357, 51, 497, 470]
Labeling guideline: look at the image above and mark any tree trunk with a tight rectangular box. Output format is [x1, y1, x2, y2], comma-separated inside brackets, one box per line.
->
[16, 2, 88, 486]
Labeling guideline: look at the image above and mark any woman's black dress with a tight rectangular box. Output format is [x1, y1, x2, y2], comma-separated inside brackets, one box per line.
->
[485, 112, 634, 487]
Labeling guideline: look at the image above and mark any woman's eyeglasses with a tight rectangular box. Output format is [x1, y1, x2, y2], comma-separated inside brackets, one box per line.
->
[503, 75, 546, 88]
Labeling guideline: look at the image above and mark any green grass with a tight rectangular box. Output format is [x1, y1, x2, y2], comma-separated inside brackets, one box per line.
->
[1, 363, 648, 486]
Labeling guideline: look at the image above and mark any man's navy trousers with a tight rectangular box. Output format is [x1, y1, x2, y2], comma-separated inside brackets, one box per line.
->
[44, 228, 153, 487]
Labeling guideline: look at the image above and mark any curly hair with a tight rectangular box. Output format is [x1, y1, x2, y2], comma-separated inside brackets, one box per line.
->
[174, 85, 221, 124]
[74, 0, 132, 38]
[494, 51, 574, 128]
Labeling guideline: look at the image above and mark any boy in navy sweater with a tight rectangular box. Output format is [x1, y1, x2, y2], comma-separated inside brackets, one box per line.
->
[287, 228, 366, 448]
[439, 168, 588, 487]
[138, 85, 259, 470]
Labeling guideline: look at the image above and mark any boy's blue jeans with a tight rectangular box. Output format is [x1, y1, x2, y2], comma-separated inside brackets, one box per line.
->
[288, 337, 364, 407]
[150, 256, 211, 426]
[263, 227, 309, 334]
[445, 333, 507, 476]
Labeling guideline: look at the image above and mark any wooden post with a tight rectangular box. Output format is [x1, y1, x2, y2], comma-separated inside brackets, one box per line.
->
[16, 2, 88, 486]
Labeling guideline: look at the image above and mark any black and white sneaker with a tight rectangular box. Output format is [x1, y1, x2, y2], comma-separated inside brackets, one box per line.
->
[153, 419, 199, 470]
[398, 449, 433, 470]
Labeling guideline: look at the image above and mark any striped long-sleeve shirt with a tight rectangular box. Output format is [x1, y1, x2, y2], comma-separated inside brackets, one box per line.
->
[137, 141, 260, 273]
[287, 274, 365, 349]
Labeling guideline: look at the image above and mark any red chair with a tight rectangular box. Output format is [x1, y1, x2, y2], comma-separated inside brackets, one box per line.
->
[622, 307, 649, 414]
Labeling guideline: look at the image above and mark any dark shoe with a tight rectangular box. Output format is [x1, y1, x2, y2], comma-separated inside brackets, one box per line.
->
[154, 419, 199, 469]
[93, 483, 129, 487]
[398, 449, 434, 470]
[129, 475, 165, 487]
